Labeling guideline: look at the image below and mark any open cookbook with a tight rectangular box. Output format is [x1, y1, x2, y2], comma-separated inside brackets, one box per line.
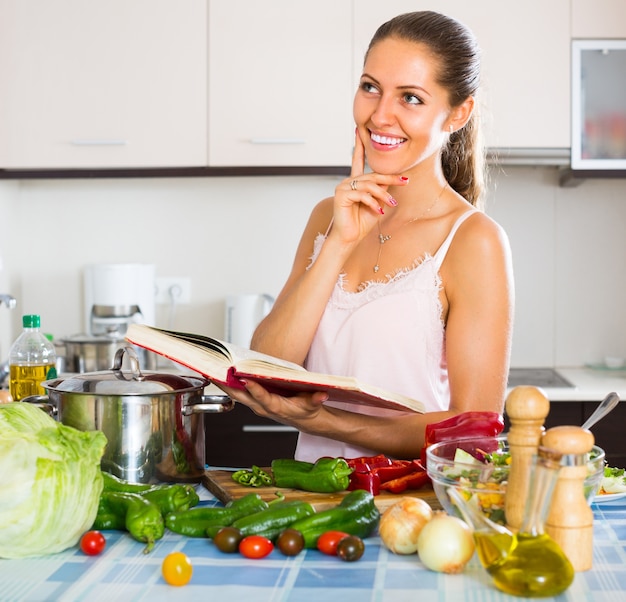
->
[125, 324, 424, 413]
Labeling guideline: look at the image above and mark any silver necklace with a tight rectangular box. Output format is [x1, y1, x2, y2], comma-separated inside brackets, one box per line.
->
[373, 183, 448, 273]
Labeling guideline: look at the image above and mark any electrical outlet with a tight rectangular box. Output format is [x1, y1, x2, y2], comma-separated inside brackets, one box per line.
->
[155, 277, 191, 304]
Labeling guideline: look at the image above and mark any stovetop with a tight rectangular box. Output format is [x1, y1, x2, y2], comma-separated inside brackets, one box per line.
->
[508, 367, 575, 388]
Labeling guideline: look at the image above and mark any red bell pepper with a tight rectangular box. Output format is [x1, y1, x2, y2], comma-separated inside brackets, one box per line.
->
[420, 411, 505, 467]
[379, 466, 430, 494]
[344, 456, 424, 495]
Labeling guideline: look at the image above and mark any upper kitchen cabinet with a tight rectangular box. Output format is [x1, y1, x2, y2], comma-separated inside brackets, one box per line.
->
[354, 1, 571, 150]
[0, 0, 207, 169]
[572, 0, 626, 38]
[207, 0, 353, 167]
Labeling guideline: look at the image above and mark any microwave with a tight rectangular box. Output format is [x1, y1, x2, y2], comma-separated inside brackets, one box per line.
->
[571, 39, 626, 170]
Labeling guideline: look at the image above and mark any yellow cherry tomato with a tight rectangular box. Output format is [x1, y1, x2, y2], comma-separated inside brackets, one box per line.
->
[162, 552, 193, 586]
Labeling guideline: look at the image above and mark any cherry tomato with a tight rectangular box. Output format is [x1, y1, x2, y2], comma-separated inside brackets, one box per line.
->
[276, 528, 305, 556]
[239, 535, 274, 559]
[162, 552, 193, 586]
[213, 526, 243, 554]
[80, 530, 106, 556]
[336, 535, 365, 562]
[316, 530, 350, 556]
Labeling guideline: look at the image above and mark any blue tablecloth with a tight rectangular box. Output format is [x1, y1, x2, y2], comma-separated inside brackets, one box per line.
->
[2, 487, 626, 602]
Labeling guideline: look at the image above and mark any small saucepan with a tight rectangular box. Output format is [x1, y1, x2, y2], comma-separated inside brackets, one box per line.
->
[26, 346, 233, 483]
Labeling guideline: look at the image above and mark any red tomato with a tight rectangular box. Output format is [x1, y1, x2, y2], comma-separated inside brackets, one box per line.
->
[239, 535, 274, 559]
[316, 531, 350, 556]
[80, 530, 106, 556]
[162, 552, 193, 586]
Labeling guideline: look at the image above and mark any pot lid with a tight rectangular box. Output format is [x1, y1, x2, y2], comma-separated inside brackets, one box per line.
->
[43, 346, 207, 395]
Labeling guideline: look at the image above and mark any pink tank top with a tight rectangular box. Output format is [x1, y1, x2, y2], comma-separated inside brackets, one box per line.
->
[295, 210, 476, 461]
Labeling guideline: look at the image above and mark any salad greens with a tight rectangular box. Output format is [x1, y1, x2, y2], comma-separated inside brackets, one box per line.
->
[600, 466, 626, 494]
[0, 402, 107, 558]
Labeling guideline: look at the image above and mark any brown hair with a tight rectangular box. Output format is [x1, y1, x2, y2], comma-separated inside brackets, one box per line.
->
[366, 11, 486, 208]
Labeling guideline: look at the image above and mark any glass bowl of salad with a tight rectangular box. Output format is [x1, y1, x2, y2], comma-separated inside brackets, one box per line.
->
[425, 434, 605, 525]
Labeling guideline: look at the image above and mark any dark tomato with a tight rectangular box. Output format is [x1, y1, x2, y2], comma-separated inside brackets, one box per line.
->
[316, 530, 350, 556]
[80, 530, 106, 556]
[276, 528, 305, 556]
[336, 535, 365, 562]
[239, 535, 274, 559]
[213, 526, 244, 554]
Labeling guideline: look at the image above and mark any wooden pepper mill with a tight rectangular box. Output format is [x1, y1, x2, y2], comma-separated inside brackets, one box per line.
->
[542, 425, 595, 571]
[504, 386, 551, 531]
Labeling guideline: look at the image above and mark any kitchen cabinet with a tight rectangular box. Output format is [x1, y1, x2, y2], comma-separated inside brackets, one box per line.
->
[204, 403, 298, 467]
[354, 1, 571, 150]
[572, 0, 626, 38]
[0, 0, 207, 169]
[207, 0, 353, 167]
[504, 401, 626, 467]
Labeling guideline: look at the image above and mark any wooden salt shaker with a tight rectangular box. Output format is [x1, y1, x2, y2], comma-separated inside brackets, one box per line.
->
[542, 425, 595, 571]
[504, 386, 551, 531]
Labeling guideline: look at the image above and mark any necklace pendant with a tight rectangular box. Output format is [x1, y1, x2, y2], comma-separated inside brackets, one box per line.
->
[378, 233, 391, 244]
[373, 264, 380, 273]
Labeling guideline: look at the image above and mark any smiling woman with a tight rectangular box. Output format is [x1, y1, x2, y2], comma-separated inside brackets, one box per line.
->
[217, 11, 514, 463]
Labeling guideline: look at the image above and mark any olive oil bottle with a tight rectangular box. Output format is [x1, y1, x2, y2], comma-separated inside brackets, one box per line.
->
[449, 446, 574, 598]
[8, 314, 56, 401]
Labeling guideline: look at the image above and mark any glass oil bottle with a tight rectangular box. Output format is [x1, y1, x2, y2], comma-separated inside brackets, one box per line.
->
[448, 446, 574, 598]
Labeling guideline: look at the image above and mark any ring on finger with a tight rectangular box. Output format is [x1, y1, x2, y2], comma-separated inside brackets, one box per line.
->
[350, 179, 358, 191]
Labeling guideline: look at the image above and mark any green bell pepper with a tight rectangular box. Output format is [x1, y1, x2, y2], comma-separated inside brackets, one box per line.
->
[271, 457, 353, 493]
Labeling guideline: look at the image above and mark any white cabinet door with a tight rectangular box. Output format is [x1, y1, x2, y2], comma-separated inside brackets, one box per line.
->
[0, 0, 207, 169]
[354, 1, 571, 150]
[208, 0, 353, 167]
[572, 0, 626, 38]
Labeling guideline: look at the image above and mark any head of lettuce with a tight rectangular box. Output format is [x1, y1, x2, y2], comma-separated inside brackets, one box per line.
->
[0, 402, 107, 558]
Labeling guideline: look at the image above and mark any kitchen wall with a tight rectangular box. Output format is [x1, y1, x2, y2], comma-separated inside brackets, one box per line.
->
[1, 168, 625, 368]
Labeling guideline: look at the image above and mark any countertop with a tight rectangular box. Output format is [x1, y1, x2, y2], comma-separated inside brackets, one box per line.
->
[509, 366, 626, 402]
[3, 486, 626, 602]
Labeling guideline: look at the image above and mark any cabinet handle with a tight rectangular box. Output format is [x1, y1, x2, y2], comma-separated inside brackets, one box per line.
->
[242, 425, 298, 433]
[69, 139, 128, 146]
[249, 138, 306, 145]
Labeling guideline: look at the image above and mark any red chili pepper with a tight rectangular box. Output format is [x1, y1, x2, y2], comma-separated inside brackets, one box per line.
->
[421, 411, 504, 467]
[379, 468, 430, 494]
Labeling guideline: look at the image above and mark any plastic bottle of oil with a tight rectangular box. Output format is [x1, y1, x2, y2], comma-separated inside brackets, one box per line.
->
[449, 446, 574, 597]
[9, 314, 57, 401]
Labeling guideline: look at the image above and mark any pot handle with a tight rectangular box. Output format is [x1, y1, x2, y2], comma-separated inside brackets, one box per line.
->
[183, 394, 235, 415]
[20, 394, 58, 418]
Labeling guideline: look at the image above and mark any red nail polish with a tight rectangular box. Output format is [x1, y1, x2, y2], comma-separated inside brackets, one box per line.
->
[388, 195, 398, 206]
[379, 207, 385, 215]
[400, 176, 409, 182]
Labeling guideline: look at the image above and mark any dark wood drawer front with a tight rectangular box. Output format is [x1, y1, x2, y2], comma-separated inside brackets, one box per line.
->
[204, 403, 298, 467]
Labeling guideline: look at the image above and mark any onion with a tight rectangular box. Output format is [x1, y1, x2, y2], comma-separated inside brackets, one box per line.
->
[378, 497, 433, 554]
[416, 512, 475, 573]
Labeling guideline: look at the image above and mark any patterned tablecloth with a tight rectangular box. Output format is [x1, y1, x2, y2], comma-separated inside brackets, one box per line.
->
[2, 487, 626, 602]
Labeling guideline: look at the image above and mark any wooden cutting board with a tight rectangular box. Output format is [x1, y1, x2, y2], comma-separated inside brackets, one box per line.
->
[202, 469, 442, 513]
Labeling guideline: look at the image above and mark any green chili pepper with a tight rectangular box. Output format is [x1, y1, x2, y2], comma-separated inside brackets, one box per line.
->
[289, 489, 380, 548]
[232, 465, 274, 487]
[212, 500, 315, 541]
[101, 471, 155, 493]
[101, 471, 200, 515]
[97, 491, 165, 553]
[271, 457, 353, 493]
[165, 492, 270, 537]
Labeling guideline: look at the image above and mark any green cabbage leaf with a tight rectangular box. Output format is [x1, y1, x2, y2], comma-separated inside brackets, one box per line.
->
[0, 402, 107, 558]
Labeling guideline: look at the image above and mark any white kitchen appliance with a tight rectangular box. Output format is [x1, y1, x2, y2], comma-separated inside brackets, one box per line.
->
[84, 263, 156, 338]
[224, 293, 274, 348]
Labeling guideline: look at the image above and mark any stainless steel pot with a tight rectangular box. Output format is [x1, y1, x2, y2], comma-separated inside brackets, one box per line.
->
[31, 346, 233, 483]
[57, 334, 156, 373]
